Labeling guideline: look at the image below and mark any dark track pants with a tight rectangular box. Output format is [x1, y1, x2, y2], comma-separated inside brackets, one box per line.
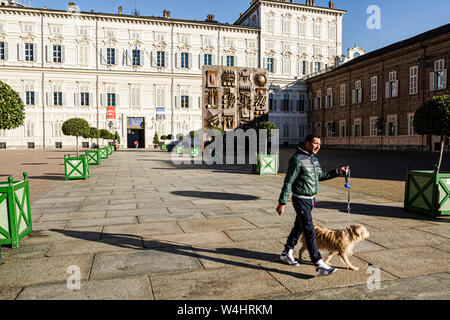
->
[285, 197, 322, 264]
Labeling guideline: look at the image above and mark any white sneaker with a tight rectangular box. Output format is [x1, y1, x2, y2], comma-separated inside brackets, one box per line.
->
[315, 260, 337, 276]
[280, 249, 300, 267]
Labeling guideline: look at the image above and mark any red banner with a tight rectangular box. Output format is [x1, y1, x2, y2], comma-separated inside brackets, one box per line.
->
[106, 106, 116, 120]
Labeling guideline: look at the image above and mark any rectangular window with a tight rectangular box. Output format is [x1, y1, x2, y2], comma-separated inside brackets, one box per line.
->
[297, 94, 305, 112]
[248, 55, 256, 68]
[79, 45, 88, 65]
[180, 34, 189, 44]
[326, 88, 333, 109]
[387, 71, 398, 98]
[0, 42, 4, 60]
[25, 43, 34, 61]
[298, 125, 305, 138]
[313, 23, 321, 38]
[181, 52, 189, 69]
[328, 25, 336, 39]
[131, 87, 140, 107]
[340, 84, 346, 106]
[107, 93, 116, 107]
[302, 61, 307, 75]
[226, 55, 234, 67]
[370, 117, 378, 137]
[181, 95, 189, 108]
[53, 92, 62, 106]
[80, 92, 89, 106]
[156, 88, 165, 107]
[353, 80, 362, 104]
[157, 51, 165, 67]
[354, 119, 361, 137]
[248, 40, 256, 49]
[408, 113, 415, 136]
[371, 76, 377, 101]
[298, 22, 306, 36]
[283, 124, 289, 138]
[269, 93, 274, 111]
[107, 48, 116, 65]
[433, 60, 446, 90]
[283, 57, 290, 75]
[282, 93, 289, 112]
[267, 17, 274, 32]
[204, 54, 212, 66]
[26, 122, 35, 137]
[267, 58, 274, 73]
[315, 90, 322, 110]
[314, 62, 321, 73]
[26, 91, 35, 106]
[387, 115, 397, 136]
[266, 41, 275, 50]
[409, 66, 418, 95]
[132, 49, 141, 66]
[283, 19, 291, 34]
[53, 45, 62, 63]
[340, 121, 346, 137]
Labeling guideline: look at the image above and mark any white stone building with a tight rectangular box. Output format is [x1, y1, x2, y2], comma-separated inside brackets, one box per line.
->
[0, 0, 345, 149]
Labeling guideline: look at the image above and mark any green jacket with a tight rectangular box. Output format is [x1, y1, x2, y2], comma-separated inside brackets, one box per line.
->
[278, 146, 341, 205]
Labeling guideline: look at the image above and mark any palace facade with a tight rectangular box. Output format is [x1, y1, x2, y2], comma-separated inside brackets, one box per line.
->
[0, 0, 345, 149]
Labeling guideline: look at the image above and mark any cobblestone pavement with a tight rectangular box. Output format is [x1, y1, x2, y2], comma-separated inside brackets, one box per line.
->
[0, 150, 449, 300]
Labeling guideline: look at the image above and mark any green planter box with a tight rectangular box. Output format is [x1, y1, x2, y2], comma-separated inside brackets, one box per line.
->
[190, 147, 201, 158]
[107, 145, 113, 155]
[64, 155, 90, 180]
[161, 144, 168, 151]
[0, 173, 33, 248]
[176, 145, 184, 155]
[99, 147, 109, 159]
[404, 166, 450, 218]
[255, 154, 278, 175]
[85, 150, 101, 165]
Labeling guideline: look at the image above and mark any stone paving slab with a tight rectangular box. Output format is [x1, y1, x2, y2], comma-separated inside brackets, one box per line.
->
[21, 226, 103, 246]
[262, 272, 450, 300]
[416, 224, 450, 239]
[102, 221, 184, 239]
[143, 231, 234, 248]
[37, 211, 107, 222]
[355, 246, 450, 278]
[177, 217, 257, 233]
[105, 207, 170, 218]
[89, 248, 203, 280]
[137, 212, 205, 223]
[261, 256, 397, 294]
[364, 228, 448, 249]
[0, 254, 94, 287]
[151, 266, 289, 300]
[17, 276, 154, 300]
[66, 216, 138, 228]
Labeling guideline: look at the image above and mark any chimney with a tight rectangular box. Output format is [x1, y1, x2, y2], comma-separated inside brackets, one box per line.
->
[163, 9, 171, 19]
[68, 1, 77, 12]
[118, 6, 122, 14]
[329, 1, 335, 9]
[206, 14, 215, 22]
[306, 0, 316, 6]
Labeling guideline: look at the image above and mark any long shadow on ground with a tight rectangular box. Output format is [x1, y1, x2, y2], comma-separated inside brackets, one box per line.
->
[171, 191, 260, 201]
[49, 229, 315, 279]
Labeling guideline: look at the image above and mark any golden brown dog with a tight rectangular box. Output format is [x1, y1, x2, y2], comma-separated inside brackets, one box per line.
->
[299, 224, 370, 271]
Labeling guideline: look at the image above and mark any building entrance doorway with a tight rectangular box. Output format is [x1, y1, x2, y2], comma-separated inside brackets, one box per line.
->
[127, 117, 145, 149]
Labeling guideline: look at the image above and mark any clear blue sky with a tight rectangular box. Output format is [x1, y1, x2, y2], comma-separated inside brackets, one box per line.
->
[20, 0, 450, 54]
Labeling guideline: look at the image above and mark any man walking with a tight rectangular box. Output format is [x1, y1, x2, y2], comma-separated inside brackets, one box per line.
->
[276, 135, 349, 276]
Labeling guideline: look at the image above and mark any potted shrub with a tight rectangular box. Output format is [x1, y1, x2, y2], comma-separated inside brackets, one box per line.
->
[405, 95, 450, 217]
[62, 118, 90, 157]
[153, 132, 160, 149]
[99, 129, 110, 158]
[90, 127, 100, 149]
[62, 118, 90, 180]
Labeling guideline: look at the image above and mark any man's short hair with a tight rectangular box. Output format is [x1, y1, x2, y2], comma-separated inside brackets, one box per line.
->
[305, 134, 321, 144]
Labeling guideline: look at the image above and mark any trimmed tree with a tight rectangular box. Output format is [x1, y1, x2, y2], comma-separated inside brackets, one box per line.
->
[99, 129, 110, 147]
[90, 127, 100, 148]
[62, 118, 90, 156]
[153, 132, 160, 147]
[414, 95, 450, 171]
[0, 80, 25, 131]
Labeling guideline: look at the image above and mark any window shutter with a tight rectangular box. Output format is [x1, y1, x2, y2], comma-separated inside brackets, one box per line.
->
[122, 49, 128, 66]
[352, 89, 356, 104]
[221, 55, 224, 66]
[35, 92, 39, 105]
[235, 56, 238, 67]
[273, 58, 277, 73]
[149, 51, 154, 67]
[212, 55, 216, 66]
[199, 54, 202, 69]
[175, 52, 178, 68]
[101, 94, 106, 107]
[358, 88, 363, 103]
[99, 48, 105, 65]
[32, 43, 37, 62]
[385, 82, 390, 98]
[263, 57, 267, 69]
[114, 48, 120, 65]
[46, 92, 50, 106]
[62, 93, 66, 106]
[140, 50, 144, 67]
[46, 45, 51, 63]
[188, 53, 192, 69]
[189, 96, 192, 108]
[116, 94, 120, 107]
[19, 92, 25, 104]
[74, 93, 80, 107]
[17, 43, 24, 61]
[3, 42, 8, 60]
[88, 93, 93, 106]
[393, 80, 398, 97]
[430, 72, 435, 91]
[443, 69, 447, 89]
[61, 45, 65, 64]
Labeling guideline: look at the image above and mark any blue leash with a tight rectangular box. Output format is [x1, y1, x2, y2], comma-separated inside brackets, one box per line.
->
[345, 169, 351, 225]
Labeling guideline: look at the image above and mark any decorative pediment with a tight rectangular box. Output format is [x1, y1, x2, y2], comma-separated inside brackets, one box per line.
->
[313, 55, 323, 61]
[265, 49, 276, 58]
[177, 43, 191, 52]
[298, 52, 308, 59]
[153, 41, 167, 51]
[48, 34, 64, 44]
[282, 51, 292, 58]
[129, 39, 143, 48]
[265, 10, 276, 17]
[223, 46, 236, 55]
[76, 35, 90, 44]
[103, 38, 118, 47]
[298, 15, 308, 22]
[246, 48, 257, 55]
[0, 31, 6, 41]
[201, 44, 215, 54]
[21, 32, 35, 42]
[313, 17, 323, 23]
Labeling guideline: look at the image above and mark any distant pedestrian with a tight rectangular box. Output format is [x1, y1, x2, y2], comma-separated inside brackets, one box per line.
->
[276, 134, 349, 277]
[134, 140, 139, 149]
